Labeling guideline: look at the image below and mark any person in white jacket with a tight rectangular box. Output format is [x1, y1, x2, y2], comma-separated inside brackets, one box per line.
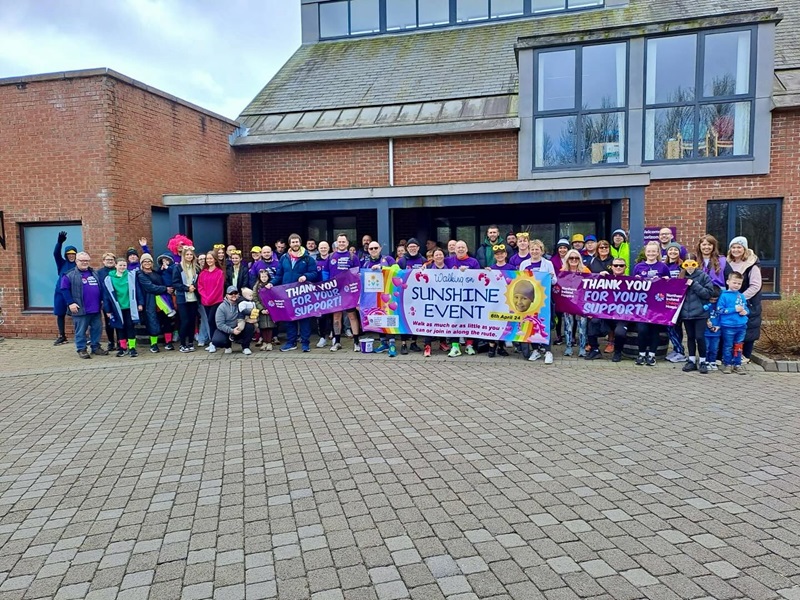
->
[519, 239, 557, 365]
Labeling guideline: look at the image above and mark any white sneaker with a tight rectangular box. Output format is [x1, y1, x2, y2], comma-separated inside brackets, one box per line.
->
[330, 342, 342, 352]
[207, 343, 216, 353]
[265, 343, 273, 351]
[242, 348, 252, 356]
[528, 349, 542, 362]
[345, 331, 354, 338]
[544, 351, 554, 364]
[224, 347, 232, 354]
[354, 344, 360, 352]
[316, 338, 327, 348]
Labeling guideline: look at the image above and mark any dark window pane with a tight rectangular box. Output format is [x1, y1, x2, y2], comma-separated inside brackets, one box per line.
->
[386, 0, 417, 30]
[706, 202, 728, 248]
[535, 115, 579, 167]
[699, 101, 751, 158]
[457, 0, 488, 22]
[704, 30, 751, 97]
[582, 43, 626, 109]
[759, 266, 777, 294]
[583, 112, 625, 165]
[319, 1, 349, 37]
[419, 0, 450, 26]
[350, 0, 380, 34]
[646, 35, 696, 104]
[735, 203, 777, 262]
[491, 0, 524, 18]
[537, 49, 576, 111]
[644, 106, 696, 161]
[532, 0, 565, 12]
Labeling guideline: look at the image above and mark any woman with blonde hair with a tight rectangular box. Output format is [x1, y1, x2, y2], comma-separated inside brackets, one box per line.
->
[559, 249, 590, 357]
[173, 246, 200, 352]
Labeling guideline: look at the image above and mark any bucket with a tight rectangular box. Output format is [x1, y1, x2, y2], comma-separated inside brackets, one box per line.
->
[360, 338, 374, 353]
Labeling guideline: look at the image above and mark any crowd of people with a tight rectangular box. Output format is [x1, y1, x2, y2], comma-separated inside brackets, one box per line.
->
[51, 225, 762, 373]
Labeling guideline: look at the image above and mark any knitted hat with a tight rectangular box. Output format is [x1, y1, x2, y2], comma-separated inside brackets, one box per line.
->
[406, 238, 420, 247]
[126, 247, 139, 258]
[612, 228, 627, 240]
[729, 236, 748, 250]
[666, 242, 682, 251]
[556, 238, 570, 249]
[139, 253, 154, 264]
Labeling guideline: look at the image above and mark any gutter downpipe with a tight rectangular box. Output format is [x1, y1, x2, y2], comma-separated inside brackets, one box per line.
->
[388, 138, 394, 187]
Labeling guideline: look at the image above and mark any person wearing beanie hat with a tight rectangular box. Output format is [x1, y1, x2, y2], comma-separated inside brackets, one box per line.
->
[610, 229, 630, 275]
[725, 235, 762, 365]
[52, 230, 79, 345]
[657, 227, 687, 261]
[137, 254, 177, 353]
[126, 237, 150, 271]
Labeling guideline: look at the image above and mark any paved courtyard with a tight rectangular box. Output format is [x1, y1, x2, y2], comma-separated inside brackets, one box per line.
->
[0, 339, 798, 600]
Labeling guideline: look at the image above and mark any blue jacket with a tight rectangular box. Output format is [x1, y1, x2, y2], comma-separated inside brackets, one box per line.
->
[717, 290, 749, 328]
[274, 251, 319, 286]
[704, 302, 722, 338]
[136, 268, 170, 335]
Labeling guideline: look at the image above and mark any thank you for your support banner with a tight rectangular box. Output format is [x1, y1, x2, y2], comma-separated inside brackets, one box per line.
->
[360, 267, 551, 343]
[554, 273, 686, 326]
[259, 268, 360, 321]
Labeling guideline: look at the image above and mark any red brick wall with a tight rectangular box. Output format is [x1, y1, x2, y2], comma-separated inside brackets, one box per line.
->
[0, 74, 237, 338]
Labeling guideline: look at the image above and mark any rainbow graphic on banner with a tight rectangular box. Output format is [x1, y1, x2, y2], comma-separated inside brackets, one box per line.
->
[359, 266, 551, 343]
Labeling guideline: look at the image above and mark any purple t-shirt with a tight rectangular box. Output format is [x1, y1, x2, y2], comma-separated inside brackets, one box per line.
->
[633, 261, 671, 279]
[361, 255, 396, 268]
[61, 269, 102, 314]
[327, 251, 359, 275]
[398, 254, 426, 270]
[490, 263, 515, 271]
[508, 253, 530, 269]
[446, 256, 481, 269]
[666, 262, 682, 279]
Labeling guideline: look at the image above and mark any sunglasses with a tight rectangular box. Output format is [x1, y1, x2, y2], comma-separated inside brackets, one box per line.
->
[612, 264, 626, 268]
[568, 257, 580, 261]
[598, 245, 609, 248]
[368, 246, 380, 250]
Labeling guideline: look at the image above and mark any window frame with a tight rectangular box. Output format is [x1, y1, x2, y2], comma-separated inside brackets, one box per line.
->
[318, 0, 605, 39]
[642, 25, 758, 165]
[532, 40, 630, 170]
[706, 198, 782, 297]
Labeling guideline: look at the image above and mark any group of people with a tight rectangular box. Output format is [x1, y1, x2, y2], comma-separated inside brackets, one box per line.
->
[51, 225, 762, 373]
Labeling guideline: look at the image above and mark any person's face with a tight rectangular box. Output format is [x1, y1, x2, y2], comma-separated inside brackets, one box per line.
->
[275, 241, 286, 253]
[206, 254, 216, 267]
[187, 252, 197, 263]
[729, 244, 745, 260]
[216, 249, 225, 262]
[289, 237, 302, 252]
[396, 246, 406, 258]
[558, 246, 568, 257]
[597, 243, 610, 259]
[494, 250, 507, 263]
[115, 259, 127, 274]
[727, 277, 743, 291]
[262, 247, 273, 260]
[572, 241, 584, 251]
[318, 241, 330, 256]
[362, 235, 371, 248]
[455, 242, 468, 259]
[231, 253, 241, 265]
[531, 245, 543, 260]
[226, 245, 236, 257]
[433, 250, 445, 265]
[506, 234, 516, 247]
[259, 270, 270, 284]
[659, 228, 673, 244]
[407, 243, 420, 256]
[102, 256, 115, 269]
[226, 291, 239, 304]
[487, 228, 499, 243]
[66, 253, 77, 263]
[447, 240, 457, 253]
[585, 240, 597, 253]
[128, 254, 138, 264]
[517, 237, 529, 252]
[513, 290, 532, 313]
[613, 233, 624, 246]
[75, 255, 91, 270]
[611, 261, 626, 274]
[140, 258, 154, 272]
[699, 240, 713, 256]
[306, 240, 317, 251]
[667, 247, 680, 261]
[336, 236, 349, 252]
[349, 246, 356, 257]
[567, 254, 581, 269]
[368, 242, 381, 259]
[645, 245, 659, 261]
[251, 251, 260, 261]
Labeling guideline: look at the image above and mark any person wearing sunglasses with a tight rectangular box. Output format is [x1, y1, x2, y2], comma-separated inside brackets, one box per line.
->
[585, 259, 630, 362]
[211, 286, 255, 355]
[559, 249, 589, 358]
[362, 242, 398, 357]
[588, 240, 614, 274]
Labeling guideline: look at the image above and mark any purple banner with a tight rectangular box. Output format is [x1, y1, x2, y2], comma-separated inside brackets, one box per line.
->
[554, 273, 687, 326]
[259, 268, 361, 321]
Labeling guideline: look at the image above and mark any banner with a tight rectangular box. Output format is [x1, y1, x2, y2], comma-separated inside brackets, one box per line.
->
[360, 267, 551, 343]
[259, 268, 360, 321]
[554, 273, 686, 325]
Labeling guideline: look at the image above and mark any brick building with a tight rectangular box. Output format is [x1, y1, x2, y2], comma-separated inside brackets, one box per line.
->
[2, 0, 800, 338]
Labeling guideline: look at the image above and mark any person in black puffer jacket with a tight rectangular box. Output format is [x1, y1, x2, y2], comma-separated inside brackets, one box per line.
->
[678, 254, 715, 373]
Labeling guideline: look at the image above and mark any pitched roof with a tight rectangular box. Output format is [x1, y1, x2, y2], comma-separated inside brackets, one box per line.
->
[240, 0, 797, 124]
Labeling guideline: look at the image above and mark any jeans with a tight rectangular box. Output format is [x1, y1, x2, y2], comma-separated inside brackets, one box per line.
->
[721, 326, 746, 366]
[705, 334, 721, 364]
[204, 303, 221, 342]
[286, 318, 312, 348]
[211, 323, 255, 350]
[197, 303, 210, 344]
[563, 314, 586, 349]
[73, 313, 102, 351]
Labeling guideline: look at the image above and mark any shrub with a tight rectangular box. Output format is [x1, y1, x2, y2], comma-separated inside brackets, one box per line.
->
[758, 294, 800, 357]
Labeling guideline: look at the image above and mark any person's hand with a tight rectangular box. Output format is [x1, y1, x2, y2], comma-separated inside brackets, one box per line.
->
[599, 271, 609, 276]
[686, 279, 693, 286]
[138, 305, 143, 311]
[372, 265, 381, 270]
[166, 287, 174, 294]
[233, 326, 242, 335]
[188, 285, 195, 292]
[484, 267, 491, 271]
[736, 305, 746, 315]
[69, 303, 79, 314]
[298, 276, 306, 283]
[106, 313, 112, 319]
[57, 231, 68, 243]
[459, 266, 468, 272]
[266, 283, 273, 289]
[139, 237, 147, 247]
[261, 309, 269, 315]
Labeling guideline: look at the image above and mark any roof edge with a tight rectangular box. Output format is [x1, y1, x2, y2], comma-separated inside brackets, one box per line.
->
[0, 67, 239, 126]
[516, 7, 781, 50]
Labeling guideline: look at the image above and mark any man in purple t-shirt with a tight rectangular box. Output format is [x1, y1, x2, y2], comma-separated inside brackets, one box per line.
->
[445, 241, 480, 357]
[328, 234, 362, 352]
[60, 252, 108, 359]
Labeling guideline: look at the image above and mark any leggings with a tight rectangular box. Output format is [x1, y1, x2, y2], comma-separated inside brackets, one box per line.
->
[103, 312, 117, 347]
[637, 323, 662, 354]
[178, 302, 199, 347]
[683, 318, 706, 360]
[119, 308, 136, 342]
[56, 314, 66, 337]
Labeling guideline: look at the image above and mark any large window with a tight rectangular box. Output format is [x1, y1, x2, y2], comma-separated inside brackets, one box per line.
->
[706, 199, 781, 295]
[320, 0, 603, 39]
[644, 29, 755, 162]
[20, 223, 84, 311]
[534, 42, 627, 168]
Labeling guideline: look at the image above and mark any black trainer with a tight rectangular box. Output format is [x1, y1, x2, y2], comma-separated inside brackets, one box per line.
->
[400, 344, 409, 355]
[487, 348, 496, 358]
[54, 335, 68, 346]
[585, 349, 602, 360]
[612, 352, 622, 363]
[409, 342, 422, 352]
[646, 355, 656, 366]
[682, 360, 697, 372]
[497, 346, 509, 357]
[150, 344, 160, 353]
[635, 355, 646, 366]
[129, 348, 138, 358]
[116, 349, 126, 357]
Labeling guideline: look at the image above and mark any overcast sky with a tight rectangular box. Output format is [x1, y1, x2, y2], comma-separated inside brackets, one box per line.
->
[0, 0, 302, 120]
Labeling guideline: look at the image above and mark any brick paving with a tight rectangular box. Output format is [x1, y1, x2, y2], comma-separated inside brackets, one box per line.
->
[0, 338, 798, 600]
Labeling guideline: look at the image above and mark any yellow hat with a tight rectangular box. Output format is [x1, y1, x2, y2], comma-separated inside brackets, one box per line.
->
[251, 246, 262, 253]
[571, 234, 585, 243]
